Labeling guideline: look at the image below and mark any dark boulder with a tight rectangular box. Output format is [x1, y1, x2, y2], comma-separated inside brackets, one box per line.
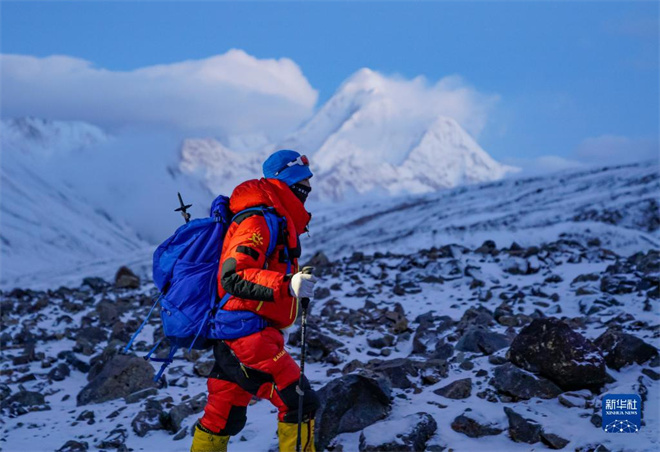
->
[475, 240, 498, 256]
[600, 274, 637, 295]
[1, 388, 51, 416]
[345, 357, 448, 390]
[557, 390, 591, 408]
[87, 347, 121, 381]
[456, 306, 494, 333]
[97, 427, 127, 449]
[627, 249, 659, 274]
[115, 266, 140, 289]
[74, 327, 108, 356]
[433, 378, 472, 399]
[164, 393, 207, 432]
[125, 387, 158, 404]
[540, 431, 571, 450]
[96, 300, 120, 327]
[451, 412, 504, 438]
[358, 412, 437, 452]
[0, 332, 12, 348]
[132, 399, 166, 437]
[594, 328, 659, 370]
[571, 273, 600, 284]
[502, 256, 531, 275]
[491, 363, 563, 401]
[455, 325, 511, 355]
[504, 406, 542, 444]
[77, 355, 155, 405]
[76, 410, 95, 425]
[0, 383, 11, 402]
[430, 340, 454, 360]
[303, 251, 333, 275]
[367, 332, 395, 349]
[48, 363, 71, 382]
[193, 360, 215, 377]
[82, 277, 110, 293]
[110, 320, 136, 343]
[507, 318, 608, 390]
[412, 314, 454, 355]
[315, 374, 391, 452]
[642, 368, 660, 381]
[57, 350, 90, 373]
[57, 440, 89, 452]
[383, 308, 409, 334]
[288, 322, 344, 364]
[314, 287, 331, 300]
[13, 328, 36, 346]
[364, 358, 419, 390]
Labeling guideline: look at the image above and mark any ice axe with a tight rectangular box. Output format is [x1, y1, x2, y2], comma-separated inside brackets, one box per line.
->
[296, 266, 314, 452]
[175, 192, 192, 224]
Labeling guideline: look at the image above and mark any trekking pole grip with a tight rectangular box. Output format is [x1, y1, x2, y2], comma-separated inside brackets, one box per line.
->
[300, 266, 314, 310]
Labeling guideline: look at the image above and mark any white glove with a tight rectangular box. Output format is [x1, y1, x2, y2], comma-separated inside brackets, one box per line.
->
[289, 272, 318, 298]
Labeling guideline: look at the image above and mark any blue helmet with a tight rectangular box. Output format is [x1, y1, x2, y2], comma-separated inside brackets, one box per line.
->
[263, 150, 313, 186]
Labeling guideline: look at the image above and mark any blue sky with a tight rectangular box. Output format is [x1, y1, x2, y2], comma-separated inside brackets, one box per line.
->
[2, 1, 658, 170]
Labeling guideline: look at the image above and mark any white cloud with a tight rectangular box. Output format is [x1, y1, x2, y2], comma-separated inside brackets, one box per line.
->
[0, 50, 318, 139]
[575, 135, 659, 164]
[342, 69, 498, 138]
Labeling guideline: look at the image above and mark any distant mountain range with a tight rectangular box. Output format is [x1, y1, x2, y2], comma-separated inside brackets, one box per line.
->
[0, 118, 150, 286]
[180, 68, 519, 201]
[0, 70, 545, 288]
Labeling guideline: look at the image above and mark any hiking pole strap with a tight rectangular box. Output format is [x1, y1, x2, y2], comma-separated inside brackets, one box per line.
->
[124, 293, 162, 353]
[152, 344, 179, 382]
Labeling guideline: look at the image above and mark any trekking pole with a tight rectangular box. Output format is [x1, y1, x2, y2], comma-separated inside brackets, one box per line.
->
[296, 266, 314, 452]
[175, 192, 192, 224]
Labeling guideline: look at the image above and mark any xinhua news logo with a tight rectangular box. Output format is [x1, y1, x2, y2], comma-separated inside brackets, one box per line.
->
[602, 394, 642, 433]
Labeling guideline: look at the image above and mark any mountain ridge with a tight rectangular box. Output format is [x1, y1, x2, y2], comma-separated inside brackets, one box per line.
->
[178, 68, 517, 201]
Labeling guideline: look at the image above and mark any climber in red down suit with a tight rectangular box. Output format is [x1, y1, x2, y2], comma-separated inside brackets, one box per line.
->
[191, 150, 320, 452]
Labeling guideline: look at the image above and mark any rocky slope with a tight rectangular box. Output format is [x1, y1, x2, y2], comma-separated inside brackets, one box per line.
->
[1, 237, 658, 451]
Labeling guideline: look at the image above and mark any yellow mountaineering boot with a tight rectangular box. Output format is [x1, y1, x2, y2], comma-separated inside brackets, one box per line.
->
[278, 419, 315, 452]
[190, 422, 230, 452]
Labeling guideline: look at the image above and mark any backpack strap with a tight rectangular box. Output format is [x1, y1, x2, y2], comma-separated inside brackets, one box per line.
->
[230, 206, 286, 262]
[261, 209, 283, 258]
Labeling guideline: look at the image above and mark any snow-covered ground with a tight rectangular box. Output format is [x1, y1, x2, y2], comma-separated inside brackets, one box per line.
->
[1, 235, 658, 451]
[1, 154, 658, 451]
[305, 159, 659, 259]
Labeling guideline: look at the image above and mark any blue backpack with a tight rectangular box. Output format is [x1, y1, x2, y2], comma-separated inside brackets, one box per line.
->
[124, 194, 289, 382]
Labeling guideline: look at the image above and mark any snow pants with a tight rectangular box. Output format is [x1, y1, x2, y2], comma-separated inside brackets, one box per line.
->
[199, 327, 320, 435]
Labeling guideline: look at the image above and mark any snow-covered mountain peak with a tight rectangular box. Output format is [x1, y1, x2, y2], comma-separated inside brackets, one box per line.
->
[307, 110, 518, 199]
[337, 67, 388, 95]
[178, 137, 265, 195]
[264, 69, 519, 200]
[402, 116, 519, 187]
[177, 82, 517, 201]
[1, 117, 107, 159]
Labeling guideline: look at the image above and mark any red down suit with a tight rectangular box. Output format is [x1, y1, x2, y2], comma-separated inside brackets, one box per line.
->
[199, 177, 319, 439]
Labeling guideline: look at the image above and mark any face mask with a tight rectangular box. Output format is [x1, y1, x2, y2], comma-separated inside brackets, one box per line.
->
[290, 182, 311, 204]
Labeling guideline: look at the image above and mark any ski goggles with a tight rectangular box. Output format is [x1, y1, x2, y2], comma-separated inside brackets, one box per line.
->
[275, 154, 309, 175]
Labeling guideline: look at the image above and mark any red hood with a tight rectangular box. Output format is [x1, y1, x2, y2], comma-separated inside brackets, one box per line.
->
[229, 178, 311, 244]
